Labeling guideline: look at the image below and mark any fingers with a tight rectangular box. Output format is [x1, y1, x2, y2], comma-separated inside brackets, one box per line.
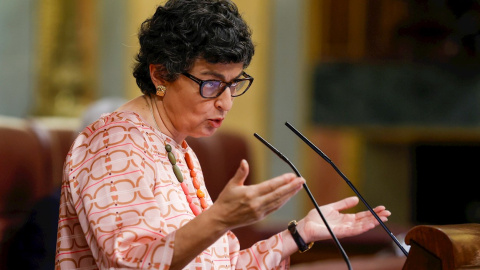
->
[259, 177, 305, 214]
[254, 173, 303, 196]
[245, 174, 304, 219]
[227, 161, 304, 207]
[373, 208, 391, 222]
[373, 206, 391, 219]
[324, 196, 359, 212]
[349, 207, 390, 231]
[301, 199, 394, 242]
[355, 206, 391, 220]
[247, 173, 303, 209]
[326, 197, 391, 222]
[214, 166, 304, 229]
[229, 159, 249, 186]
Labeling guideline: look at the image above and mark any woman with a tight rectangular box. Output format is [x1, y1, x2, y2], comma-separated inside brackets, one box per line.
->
[55, 0, 391, 269]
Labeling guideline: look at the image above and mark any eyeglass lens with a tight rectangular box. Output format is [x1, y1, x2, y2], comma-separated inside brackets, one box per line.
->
[201, 79, 249, 97]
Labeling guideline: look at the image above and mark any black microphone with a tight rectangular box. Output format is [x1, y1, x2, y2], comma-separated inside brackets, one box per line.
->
[254, 133, 352, 270]
[285, 121, 409, 257]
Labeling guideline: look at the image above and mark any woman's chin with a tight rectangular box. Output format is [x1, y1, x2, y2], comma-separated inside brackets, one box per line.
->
[190, 127, 218, 138]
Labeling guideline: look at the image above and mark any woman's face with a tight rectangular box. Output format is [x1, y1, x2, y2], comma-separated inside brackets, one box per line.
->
[161, 58, 244, 141]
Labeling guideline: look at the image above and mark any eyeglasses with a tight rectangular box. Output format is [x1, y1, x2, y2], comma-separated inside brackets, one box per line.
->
[182, 71, 254, 98]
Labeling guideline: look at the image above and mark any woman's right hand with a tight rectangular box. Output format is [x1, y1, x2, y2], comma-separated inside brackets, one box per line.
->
[208, 159, 305, 230]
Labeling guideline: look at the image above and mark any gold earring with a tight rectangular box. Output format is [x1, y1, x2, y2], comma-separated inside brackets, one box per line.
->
[156, 85, 166, 97]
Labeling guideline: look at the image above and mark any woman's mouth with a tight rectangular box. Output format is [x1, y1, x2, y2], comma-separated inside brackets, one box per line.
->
[208, 118, 224, 128]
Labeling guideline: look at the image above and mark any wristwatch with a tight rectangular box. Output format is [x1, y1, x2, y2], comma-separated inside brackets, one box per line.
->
[288, 220, 314, 253]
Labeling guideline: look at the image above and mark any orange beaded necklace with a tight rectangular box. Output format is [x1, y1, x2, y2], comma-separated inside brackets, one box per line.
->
[164, 141, 208, 216]
[147, 95, 208, 216]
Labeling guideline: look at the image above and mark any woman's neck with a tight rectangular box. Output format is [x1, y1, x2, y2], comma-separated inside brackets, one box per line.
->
[146, 94, 185, 144]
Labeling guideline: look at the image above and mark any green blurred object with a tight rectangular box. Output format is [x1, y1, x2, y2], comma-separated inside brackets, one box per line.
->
[312, 62, 480, 126]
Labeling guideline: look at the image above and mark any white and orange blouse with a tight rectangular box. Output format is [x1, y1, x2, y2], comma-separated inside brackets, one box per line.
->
[55, 111, 289, 269]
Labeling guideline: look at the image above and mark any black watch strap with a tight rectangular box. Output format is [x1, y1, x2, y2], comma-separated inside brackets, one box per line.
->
[288, 220, 313, 253]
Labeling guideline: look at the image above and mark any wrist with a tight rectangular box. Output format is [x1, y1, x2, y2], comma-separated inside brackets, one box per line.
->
[288, 220, 314, 253]
[294, 219, 311, 243]
[281, 229, 298, 258]
[201, 204, 231, 234]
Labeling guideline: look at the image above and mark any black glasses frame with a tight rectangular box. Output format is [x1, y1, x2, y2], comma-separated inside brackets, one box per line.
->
[182, 71, 254, 98]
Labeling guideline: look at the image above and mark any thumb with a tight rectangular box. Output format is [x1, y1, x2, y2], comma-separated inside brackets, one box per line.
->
[230, 159, 249, 186]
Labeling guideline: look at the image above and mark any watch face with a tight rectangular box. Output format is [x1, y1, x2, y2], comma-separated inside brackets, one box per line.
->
[288, 221, 297, 233]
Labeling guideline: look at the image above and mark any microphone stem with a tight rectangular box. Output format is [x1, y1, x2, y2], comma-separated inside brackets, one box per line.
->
[285, 122, 409, 257]
[332, 162, 408, 256]
[254, 133, 352, 270]
[302, 182, 353, 270]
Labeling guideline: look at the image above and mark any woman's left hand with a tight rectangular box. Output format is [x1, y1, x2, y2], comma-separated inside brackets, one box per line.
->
[298, 196, 391, 243]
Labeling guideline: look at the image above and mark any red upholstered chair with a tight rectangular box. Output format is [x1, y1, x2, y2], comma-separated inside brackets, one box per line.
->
[0, 117, 76, 269]
[0, 117, 50, 257]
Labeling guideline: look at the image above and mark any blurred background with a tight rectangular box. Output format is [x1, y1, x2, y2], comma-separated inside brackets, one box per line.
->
[1, 0, 480, 268]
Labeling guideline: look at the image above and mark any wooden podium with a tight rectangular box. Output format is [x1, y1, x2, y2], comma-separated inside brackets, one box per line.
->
[402, 223, 480, 270]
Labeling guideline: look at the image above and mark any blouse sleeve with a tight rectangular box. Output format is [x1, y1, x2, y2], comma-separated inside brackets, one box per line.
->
[56, 117, 176, 269]
[229, 231, 290, 270]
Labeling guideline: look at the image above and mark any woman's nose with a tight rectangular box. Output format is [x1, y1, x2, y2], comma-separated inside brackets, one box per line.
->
[215, 86, 234, 111]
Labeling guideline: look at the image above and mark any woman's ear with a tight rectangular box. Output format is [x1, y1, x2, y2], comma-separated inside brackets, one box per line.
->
[149, 64, 166, 86]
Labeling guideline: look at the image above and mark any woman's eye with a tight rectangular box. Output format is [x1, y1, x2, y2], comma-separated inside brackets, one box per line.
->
[204, 81, 219, 89]
[202, 81, 221, 96]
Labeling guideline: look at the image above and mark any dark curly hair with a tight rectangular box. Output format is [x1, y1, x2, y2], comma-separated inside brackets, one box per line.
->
[132, 0, 255, 94]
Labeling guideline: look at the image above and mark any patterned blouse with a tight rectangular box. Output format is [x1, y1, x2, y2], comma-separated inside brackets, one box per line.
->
[55, 111, 289, 269]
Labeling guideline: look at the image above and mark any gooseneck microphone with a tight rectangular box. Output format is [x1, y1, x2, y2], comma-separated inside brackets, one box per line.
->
[254, 133, 352, 270]
[285, 122, 409, 257]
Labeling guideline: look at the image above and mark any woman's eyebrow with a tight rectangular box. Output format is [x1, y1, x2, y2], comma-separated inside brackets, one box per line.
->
[199, 71, 243, 81]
